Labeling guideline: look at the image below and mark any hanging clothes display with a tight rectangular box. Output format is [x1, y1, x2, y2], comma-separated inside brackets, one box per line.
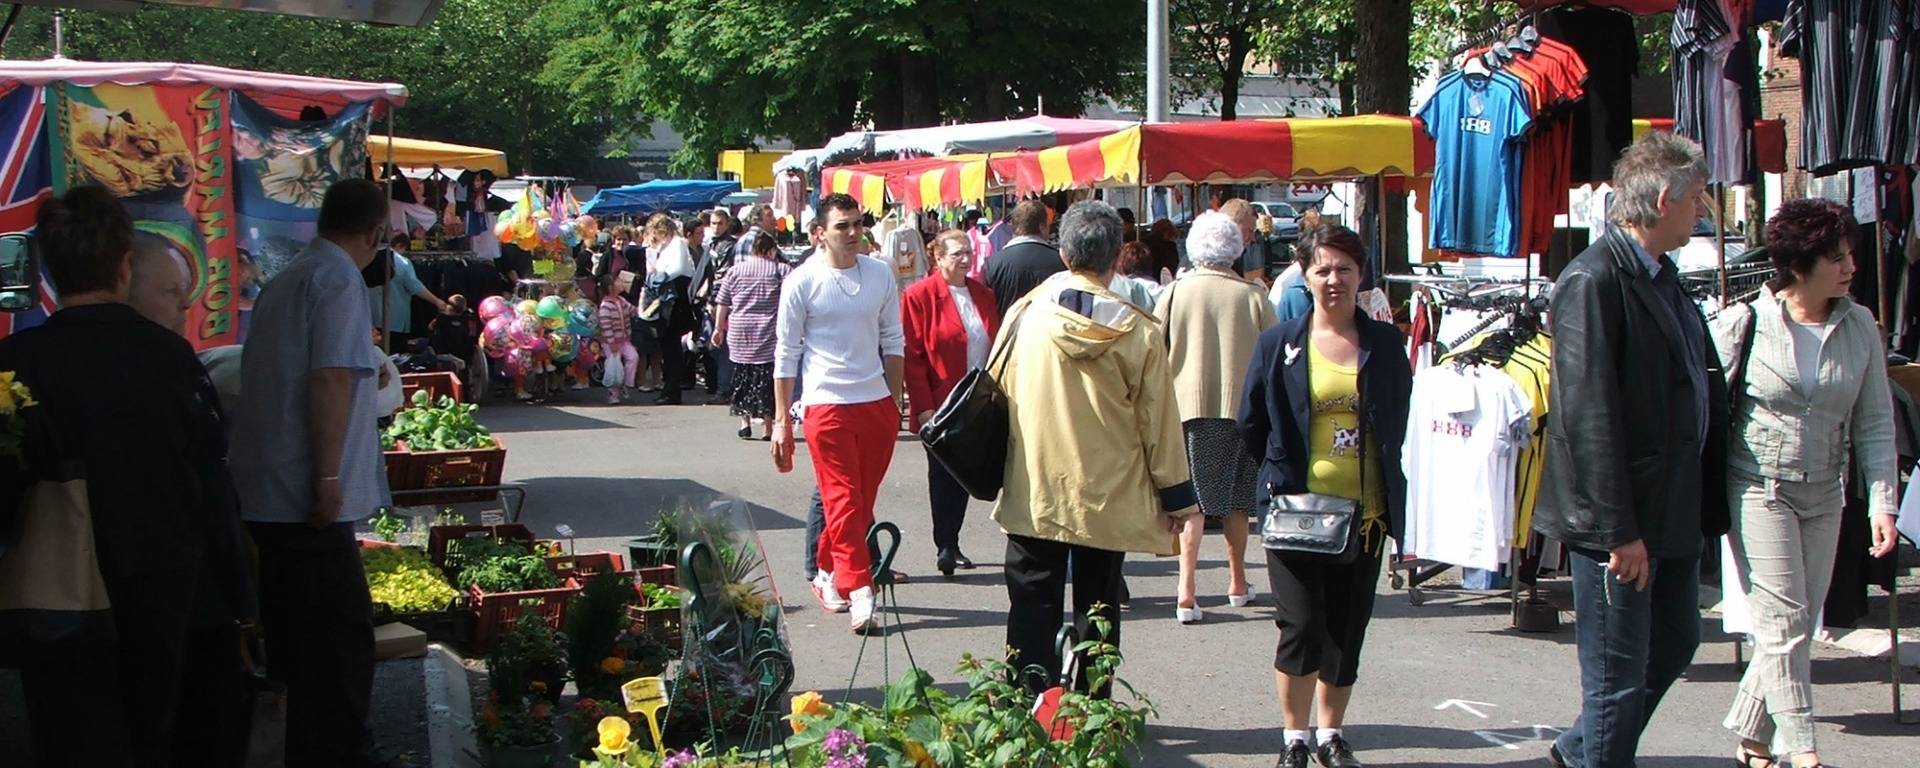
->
[1779, 0, 1920, 173]
[1464, 31, 1591, 259]
[1538, 5, 1639, 184]
[1418, 66, 1533, 257]
[1401, 362, 1534, 571]
[1673, 0, 1764, 184]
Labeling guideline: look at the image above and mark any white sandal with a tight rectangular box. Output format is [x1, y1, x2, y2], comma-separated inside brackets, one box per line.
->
[1227, 586, 1257, 608]
[1176, 604, 1203, 624]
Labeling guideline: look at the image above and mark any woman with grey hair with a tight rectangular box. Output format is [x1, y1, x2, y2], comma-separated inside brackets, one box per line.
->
[1154, 211, 1276, 623]
[993, 200, 1198, 695]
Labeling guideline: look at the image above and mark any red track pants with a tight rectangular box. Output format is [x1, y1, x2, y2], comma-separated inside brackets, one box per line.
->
[804, 398, 898, 594]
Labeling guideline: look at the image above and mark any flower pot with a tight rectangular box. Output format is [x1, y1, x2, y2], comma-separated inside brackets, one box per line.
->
[487, 738, 561, 768]
[623, 536, 675, 569]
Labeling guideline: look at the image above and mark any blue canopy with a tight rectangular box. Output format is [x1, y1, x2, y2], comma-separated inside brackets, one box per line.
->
[580, 179, 742, 215]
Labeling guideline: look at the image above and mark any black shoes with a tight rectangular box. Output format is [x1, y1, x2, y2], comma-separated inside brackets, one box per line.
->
[1277, 741, 1312, 768]
[953, 550, 974, 569]
[653, 393, 683, 405]
[1316, 735, 1362, 767]
[937, 549, 957, 577]
[1547, 743, 1568, 768]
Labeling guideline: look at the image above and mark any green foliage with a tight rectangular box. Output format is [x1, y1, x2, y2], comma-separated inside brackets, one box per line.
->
[369, 510, 407, 542]
[540, 0, 1145, 175]
[388, 393, 493, 452]
[639, 582, 683, 610]
[361, 545, 460, 613]
[566, 569, 638, 701]
[482, 612, 568, 718]
[0, 0, 608, 176]
[786, 611, 1154, 768]
[453, 538, 561, 593]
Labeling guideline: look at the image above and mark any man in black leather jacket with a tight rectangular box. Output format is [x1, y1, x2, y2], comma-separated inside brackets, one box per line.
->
[1536, 132, 1731, 768]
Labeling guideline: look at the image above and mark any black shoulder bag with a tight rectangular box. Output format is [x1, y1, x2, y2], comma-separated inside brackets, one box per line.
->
[919, 304, 1027, 501]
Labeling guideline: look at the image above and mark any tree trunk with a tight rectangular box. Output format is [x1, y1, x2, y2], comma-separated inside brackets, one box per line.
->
[900, 49, 940, 127]
[1219, 31, 1246, 121]
[1352, 0, 1413, 295]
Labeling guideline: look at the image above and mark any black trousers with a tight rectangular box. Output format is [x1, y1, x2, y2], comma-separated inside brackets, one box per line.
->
[926, 448, 969, 553]
[247, 522, 374, 768]
[1004, 534, 1124, 697]
[20, 567, 196, 767]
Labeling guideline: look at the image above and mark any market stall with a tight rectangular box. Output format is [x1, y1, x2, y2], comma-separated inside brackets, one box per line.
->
[716, 149, 787, 190]
[580, 179, 743, 217]
[369, 135, 510, 175]
[0, 59, 408, 349]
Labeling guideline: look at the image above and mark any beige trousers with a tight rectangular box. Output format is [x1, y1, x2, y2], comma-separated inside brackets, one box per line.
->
[1722, 468, 1845, 755]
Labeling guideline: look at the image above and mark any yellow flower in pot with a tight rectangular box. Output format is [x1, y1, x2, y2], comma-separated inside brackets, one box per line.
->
[596, 716, 631, 754]
[789, 690, 828, 734]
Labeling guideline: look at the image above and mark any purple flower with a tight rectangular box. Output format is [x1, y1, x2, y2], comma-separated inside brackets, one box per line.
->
[823, 727, 868, 761]
[663, 750, 699, 768]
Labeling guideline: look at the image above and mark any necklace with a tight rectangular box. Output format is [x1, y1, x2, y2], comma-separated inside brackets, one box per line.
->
[829, 262, 863, 297]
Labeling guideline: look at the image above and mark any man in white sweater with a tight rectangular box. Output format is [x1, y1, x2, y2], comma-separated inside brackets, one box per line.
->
[772, 193, 906, 633]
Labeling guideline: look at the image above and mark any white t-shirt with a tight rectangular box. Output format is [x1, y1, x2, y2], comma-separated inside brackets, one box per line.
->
[949, 284, 990, 370]
[774, 254, 906, 406]
[1788, 320, 1833, 398]
[1400, 364, 1532, 571]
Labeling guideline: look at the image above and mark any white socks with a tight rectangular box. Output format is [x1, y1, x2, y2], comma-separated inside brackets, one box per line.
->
[1284, 729, 1311, 747]
[1316, 728, 1343, 745]
[1286, 728, 1343, 747]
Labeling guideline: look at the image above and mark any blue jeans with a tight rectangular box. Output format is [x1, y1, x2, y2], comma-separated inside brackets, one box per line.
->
[1554, 547, 1702, 768]
[803, 488, 825, 579]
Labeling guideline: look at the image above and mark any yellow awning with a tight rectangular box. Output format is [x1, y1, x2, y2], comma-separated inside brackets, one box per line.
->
[717, 149, 788, 189]
[366, 136, 509, 175]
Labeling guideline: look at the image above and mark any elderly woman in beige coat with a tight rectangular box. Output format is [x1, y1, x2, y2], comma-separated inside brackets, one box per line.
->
[994, 200, 1197, 695]
[1154, 211, 1278, 624]
[1713, 199, 1900, 768]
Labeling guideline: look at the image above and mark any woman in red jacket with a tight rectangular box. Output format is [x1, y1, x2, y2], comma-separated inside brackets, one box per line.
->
[903, 228, 1001, 576]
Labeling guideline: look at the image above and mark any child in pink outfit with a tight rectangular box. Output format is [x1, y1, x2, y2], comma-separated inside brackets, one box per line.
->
[597, 274, 639, 404]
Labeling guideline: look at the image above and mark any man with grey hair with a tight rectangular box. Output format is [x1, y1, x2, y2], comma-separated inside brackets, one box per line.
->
[1535, 132, 1728, 768]
[991, 199, 1196, 695]
[126, 232, 192, 336]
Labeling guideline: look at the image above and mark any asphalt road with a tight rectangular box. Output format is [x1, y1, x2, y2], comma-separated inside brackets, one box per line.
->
[471, 393, 1917, 768]
[3, 390, 1911, 767]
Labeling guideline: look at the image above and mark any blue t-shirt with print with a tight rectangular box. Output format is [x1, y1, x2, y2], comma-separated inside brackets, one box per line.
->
[1419, 70, 1532, 257]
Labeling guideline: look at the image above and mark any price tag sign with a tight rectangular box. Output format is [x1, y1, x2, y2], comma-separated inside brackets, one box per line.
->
[554, 524, 575, 538]
[622, 676, 669, 757]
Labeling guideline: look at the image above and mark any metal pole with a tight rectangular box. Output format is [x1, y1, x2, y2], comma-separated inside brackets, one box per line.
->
[1146, 0, 1169, 123]
[50, 9, 62, 57]
[383, 108, 396, 355]
[1716, 184, 1728, 304]
[1876, 181, 1890, 334]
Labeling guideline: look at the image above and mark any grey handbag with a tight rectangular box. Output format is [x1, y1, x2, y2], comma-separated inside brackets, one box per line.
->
[1260, 407, 1366, 564]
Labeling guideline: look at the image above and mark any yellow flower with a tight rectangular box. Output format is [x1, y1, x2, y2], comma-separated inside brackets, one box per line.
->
[530, 680, 547, 695]
[904, 739, 936, 768]
[788, 690, 828, 734]
[600, 656, 626, 675]
[596, 716, 631, 753]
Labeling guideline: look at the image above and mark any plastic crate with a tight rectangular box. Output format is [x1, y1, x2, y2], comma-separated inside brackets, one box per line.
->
[400, 371, 463, 404]
[427, 523, 537, 575]
[632, 564, 677, 587]
[382, 448, 413, 492]
[468, 580, 578, 651]
[396, 436, 506, 505]
[546, 552, 626, 582]
[625, 602, 683, 645]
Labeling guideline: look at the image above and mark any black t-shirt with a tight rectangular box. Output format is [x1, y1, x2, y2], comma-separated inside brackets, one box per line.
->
[1540, 6, 1637, 184]
[431, 310, 479, 360]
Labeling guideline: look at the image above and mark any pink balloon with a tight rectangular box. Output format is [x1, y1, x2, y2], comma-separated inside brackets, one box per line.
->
[525, 333, 550, 358]
[482, 316, 513, 358]
[479, 296, 511, 321]
[509, 315, 541, 347]
[500, 348, 528, 378]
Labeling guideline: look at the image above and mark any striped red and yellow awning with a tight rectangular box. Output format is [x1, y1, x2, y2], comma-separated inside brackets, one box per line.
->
[824, 115, 1436, 211]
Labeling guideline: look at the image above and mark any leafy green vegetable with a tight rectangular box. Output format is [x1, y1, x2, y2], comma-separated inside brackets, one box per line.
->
[384, 395, 494, 452]
[639, 582, 683, 610]
[361, 545, 459, 613]
[369, 510, 406, 543]
[452, 538, 560, 593]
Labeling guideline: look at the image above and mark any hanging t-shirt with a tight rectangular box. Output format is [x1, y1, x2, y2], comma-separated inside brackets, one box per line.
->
[1419, 69, 1533, 257]
[1401, 364, 1532, 570]
[1539, 6, 1638, 184]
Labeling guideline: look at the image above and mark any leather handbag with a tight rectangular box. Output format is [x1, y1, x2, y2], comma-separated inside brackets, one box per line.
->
[1260, 404, 1366, 564]
[919, 304, 1026, 501]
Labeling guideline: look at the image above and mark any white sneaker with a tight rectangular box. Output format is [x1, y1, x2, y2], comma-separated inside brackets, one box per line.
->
[811, 572, 848, 613]
[848, 586, 876, 633]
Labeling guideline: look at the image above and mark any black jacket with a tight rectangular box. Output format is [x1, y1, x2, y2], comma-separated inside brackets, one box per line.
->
[1237, 311, 1413, 541]
[1534, 228, 1731, 558]
[984, 239, 1065, 318]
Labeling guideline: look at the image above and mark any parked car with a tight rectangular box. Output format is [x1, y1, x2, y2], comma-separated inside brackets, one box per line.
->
[1673, 217, 1749, 273]
[1250, 200, 1301, 243]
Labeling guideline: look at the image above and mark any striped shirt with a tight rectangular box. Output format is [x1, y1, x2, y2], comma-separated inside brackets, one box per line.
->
[713, 254, 790, 364]
[597, 296, 633, 343]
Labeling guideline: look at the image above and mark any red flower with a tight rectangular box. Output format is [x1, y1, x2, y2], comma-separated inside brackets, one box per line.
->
[530, 702, 551, 721]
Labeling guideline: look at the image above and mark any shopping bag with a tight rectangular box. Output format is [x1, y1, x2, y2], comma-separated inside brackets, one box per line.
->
[0, 466, 112, 665]
[601, 354, 625, 389]
[919, 306, 1025, 501]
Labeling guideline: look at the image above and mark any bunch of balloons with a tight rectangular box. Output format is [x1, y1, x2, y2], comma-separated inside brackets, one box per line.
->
[490, 184, 593, 253]
[477, 294, 602, 398]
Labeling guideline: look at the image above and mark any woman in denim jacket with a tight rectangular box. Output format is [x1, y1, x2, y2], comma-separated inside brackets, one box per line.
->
[1712, 199, 1901, 768]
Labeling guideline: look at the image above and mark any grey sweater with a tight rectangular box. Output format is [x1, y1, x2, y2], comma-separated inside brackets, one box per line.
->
[1712, 288, 1898, 517]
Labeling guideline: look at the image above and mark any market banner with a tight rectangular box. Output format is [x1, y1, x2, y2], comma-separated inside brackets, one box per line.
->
[230, 91, 371, 283]
[0, 84, 56, 340]
[52, 82, 240, 348]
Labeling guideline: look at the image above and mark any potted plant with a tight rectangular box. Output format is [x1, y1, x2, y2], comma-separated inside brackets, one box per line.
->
[478, 691, 561, 768]
[488, 613, 570, 709]
[624, 507, 683, 569]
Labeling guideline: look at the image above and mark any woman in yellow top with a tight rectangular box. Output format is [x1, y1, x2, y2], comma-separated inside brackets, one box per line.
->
[1238, 224, 1412, 768]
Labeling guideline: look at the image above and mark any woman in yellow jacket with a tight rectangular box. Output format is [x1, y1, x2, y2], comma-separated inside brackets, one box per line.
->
[992, 200, 1198, 695]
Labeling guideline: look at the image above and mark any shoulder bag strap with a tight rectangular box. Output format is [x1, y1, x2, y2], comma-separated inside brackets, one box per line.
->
[987, 301, 1029, 377]
[1726, 302, 1758, 412]
[1162, 280, 1178, 348]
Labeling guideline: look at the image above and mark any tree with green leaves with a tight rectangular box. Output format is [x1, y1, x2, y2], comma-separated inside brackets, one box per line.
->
[539, 0, 1146, 176]
[1171, 0, 1290, 120]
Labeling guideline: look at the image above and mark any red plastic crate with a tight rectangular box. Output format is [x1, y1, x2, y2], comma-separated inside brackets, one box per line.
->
[427, 523, 537, 575]
[468, 580, 579, 651]
[383, 449, 413, 492]
[395, 436, 506, 505]
[545, 552, 626, 582]
[401, 371, 463, 404]
[632, 564, 677, 587]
